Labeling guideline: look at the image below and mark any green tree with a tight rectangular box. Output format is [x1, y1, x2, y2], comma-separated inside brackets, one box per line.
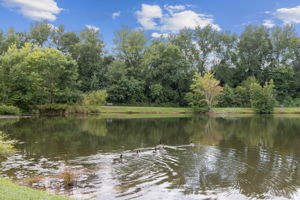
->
[27, 47, 79, 104]
[268, 66, 296, 105]
[143, 42, 191, 105]
[0, 43, 35, 108]
[0, 28, 27, 55]
[0, 43, 79, 109]
[250, 80, 276, 113]
[113, 27, 146, 78]
[72, 28, 105, 91]
[270, 25, 298, 68]
[190, 72, 223, 110]
[212, 32, 237, 86]
[193, 26, 220, 74]
[55, 31, 80, 53]
[236, 25, 272, 84]
[217, 84, 236, 107]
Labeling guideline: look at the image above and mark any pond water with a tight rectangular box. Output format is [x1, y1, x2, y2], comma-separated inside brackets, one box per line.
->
[1, 115, 300, 200]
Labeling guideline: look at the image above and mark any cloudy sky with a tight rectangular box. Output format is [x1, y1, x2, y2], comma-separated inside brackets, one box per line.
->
[0, 0, 300, 47]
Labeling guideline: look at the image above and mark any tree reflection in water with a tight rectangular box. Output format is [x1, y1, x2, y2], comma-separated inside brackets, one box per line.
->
[0, 115, 300, 199]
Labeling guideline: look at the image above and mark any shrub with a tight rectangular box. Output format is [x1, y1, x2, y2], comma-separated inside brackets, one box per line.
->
[291, 98, 300, 107]
[217, 84, 236, 107]
[250, 80, 276, 113]
[82, 90, 108, 106]
[0, 104, 20, 115]
[235, 86, 251, 107]
[185, 92, 209, 112]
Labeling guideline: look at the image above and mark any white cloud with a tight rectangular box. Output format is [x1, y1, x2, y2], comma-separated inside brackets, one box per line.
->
[86, 25, 100, 32]
[263, 19, 275, 28]
[151, 32, 170, 38]
[112, 11, 121, 19]
[164, 5, 186, 14]
[48, 24, 59, 31]
[161, 10, 221, 32]
[274, 6, 300, 24]
[135, 4, 220, 33]
[135, 4, 162, 30]
[1, 0, 62, 21]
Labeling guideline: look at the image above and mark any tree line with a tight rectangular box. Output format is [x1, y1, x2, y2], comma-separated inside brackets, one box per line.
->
[0, 22, 299, 110]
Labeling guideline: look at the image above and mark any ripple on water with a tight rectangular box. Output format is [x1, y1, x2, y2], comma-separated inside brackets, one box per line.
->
[1, 144, 300, 200]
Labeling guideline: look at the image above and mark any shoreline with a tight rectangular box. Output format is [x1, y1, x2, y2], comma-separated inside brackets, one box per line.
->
[0, 178, 70, 200]
[1, 106, 300, 117]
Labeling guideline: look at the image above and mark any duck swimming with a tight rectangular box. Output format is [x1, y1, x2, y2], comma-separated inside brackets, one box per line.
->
[136, 150, 141, 157]
[113, 154, 123, 163]
[190, 141, 195, 147]
[152, 147, 157, 153]
[156, 140, 165, 150]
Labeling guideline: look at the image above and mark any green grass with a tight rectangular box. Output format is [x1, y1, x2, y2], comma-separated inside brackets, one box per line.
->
[5, 104, 300, 116]
[99, 106, 193, 113]
[273, 107, 300, 113]
[0, 178, 70, 200]
[212, 107, 300, 114]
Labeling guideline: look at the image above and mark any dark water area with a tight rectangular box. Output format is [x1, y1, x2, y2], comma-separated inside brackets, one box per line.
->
[1, 115, 300, 199]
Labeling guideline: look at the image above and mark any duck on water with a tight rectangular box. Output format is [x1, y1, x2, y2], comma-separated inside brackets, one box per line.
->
[113, 154, 123, 163]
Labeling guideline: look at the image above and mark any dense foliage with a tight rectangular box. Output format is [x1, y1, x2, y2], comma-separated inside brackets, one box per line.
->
[249, 81, 276, 113]
[0, 22, 299, 110]
[190, 73, 223, 111]
[82, 90, 108, 106]
[0, 104, 20, 115]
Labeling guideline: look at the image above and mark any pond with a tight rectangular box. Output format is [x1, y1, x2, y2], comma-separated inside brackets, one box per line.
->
[1, 115, 300, 200]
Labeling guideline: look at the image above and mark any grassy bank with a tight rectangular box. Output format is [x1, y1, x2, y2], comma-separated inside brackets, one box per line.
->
[36, 104, 193, 115]
[0, 178, 70, 200]
[99, 106, 193, 114]
[3, 105, 300, 116]
[212, 107, 300, 114]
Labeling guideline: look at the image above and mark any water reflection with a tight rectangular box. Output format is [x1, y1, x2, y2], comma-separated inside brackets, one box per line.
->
[0, 115, 300, 199]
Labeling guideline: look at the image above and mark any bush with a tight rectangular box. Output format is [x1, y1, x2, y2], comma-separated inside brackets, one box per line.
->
[82, 90, 108, 106]
[235, 86, 251, 107]
[0, 104, 20, 115]
[185, 92, 209, 113]
[217, 84, 236, 107]
[291, 98, 300, 107]
[250, 80, 276, 113]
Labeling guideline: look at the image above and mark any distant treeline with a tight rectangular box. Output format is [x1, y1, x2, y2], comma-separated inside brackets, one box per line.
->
[0, 22, 299, 110]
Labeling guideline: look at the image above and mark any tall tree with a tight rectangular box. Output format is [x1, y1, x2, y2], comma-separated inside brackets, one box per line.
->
[143, 42, 191, 105]
[236, 25, 272, 84]
[73, 28, 105, 91]
[193, 26, 220, 74]
[271, 25, 298, 67]
[212, 31, 238, 86]
[113, 26, 146, 78]
[0, 43, 79, 109]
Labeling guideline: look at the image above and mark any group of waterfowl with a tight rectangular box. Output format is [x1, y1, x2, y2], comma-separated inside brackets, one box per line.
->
[113, 142, 166, 163]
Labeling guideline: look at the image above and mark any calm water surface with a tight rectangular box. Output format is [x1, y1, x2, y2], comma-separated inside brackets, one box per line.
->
[1, 115, 300, 200]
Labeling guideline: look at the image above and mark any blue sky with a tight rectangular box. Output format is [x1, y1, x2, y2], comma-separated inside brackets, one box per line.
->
[0, 0, 300, 49]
